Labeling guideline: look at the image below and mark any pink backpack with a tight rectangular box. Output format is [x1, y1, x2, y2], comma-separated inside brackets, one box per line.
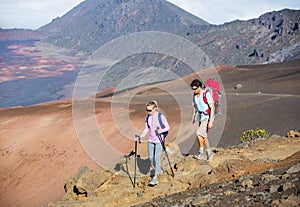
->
[205, 78, 220, 103]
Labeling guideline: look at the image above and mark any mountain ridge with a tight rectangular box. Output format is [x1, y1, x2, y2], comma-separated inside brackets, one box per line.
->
[39, 0, 208, 52]
[38, 0, 300, 66]
[0, 2, 299, 108]
[185, 9, 300, 65]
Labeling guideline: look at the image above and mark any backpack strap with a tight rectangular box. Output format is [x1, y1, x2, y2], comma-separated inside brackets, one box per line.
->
[203, 90, 209, 104]
[192, 95, 200, 111]
[146, 114, 150, 128]
[158, 113, 165, 129]
[146, 113, 166, 129]
[203, 89, 211, 115]
[193, 91, 209, 110]
[146, 113, 167, 133]
[158, 113, 168, 138]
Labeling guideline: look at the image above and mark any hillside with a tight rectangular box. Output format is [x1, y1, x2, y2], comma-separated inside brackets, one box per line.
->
[40, 0, 208, 52]
[39, 0, 300, 66]
[49, 137, 300, 207]
[0, 60, 299, 207]
[0, 3, 299, 206]
[0, 2, 299, 108]
[184, 9, 300, 65]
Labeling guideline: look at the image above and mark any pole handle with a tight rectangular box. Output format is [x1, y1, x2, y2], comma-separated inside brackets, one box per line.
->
[135, 135, 141, 143]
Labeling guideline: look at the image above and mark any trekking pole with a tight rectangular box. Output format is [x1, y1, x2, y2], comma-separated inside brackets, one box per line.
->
[133, 135, 141, 188]
[156, 128, 174, 177]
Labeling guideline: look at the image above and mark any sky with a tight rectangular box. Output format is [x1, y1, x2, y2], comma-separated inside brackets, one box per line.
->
[0, 0, 299, 29]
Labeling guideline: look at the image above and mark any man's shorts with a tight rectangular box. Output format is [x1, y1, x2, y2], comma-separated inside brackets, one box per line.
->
[196, 118, 208, 138]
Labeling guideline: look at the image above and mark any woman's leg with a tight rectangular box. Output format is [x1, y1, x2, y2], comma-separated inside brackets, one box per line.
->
[153, 142, 163, 176]
[148, 142, 155, 168]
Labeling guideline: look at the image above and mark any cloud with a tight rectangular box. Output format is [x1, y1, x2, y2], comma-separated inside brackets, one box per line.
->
[0, 0, 84, 29]
[167, 0, 300, 24]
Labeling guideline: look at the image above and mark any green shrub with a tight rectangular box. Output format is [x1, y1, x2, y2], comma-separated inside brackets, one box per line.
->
[240, 128, 270, 143]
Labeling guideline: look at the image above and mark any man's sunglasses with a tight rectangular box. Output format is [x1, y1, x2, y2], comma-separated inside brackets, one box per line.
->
[191, 86, 199, 90]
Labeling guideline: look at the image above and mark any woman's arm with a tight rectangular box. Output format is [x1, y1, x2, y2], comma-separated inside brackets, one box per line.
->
[139, 121, 149, 138]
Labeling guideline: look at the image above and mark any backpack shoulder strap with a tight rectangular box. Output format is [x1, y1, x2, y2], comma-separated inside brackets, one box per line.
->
[203, 89, 212, 116]
[203, 89, 210, 105]
[146, 115, 150, 128]
[158, 113, 165, 129]
[193, 95, 200, 111]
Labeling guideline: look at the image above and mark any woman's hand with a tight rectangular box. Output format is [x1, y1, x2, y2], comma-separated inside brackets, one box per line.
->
[135, 135, 141, 143]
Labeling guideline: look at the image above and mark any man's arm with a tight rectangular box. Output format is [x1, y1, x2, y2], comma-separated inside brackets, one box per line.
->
[192, 108, 197, 125]
[208, 103, 215, 129]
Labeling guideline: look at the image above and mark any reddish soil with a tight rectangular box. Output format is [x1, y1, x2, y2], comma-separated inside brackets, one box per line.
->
[0, 60, 299, 207]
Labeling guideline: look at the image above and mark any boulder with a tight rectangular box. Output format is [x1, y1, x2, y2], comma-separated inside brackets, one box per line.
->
[62, 166, 113, 200]
[286, 130, 299, 138]
[234, 84, 242, 89]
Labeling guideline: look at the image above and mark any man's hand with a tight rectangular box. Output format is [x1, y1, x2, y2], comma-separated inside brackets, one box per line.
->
[208, 120, 213, 129]
[208, 103, 215, 130]
[192, 109, 197, 125]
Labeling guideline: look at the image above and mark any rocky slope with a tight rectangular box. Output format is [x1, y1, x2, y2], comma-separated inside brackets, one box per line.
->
[185, 9, 300, 65]
[48, 134, 300, 207]
[135, 154, 300, 207]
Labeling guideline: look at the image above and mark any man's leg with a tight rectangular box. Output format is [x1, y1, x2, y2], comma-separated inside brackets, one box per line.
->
[197, 134, 204, 154]
[194, 121, 207, 160]
[193, 135, 205, 160]
[196, 119, 214, 162]
[203, 137, 210, 149]
[204, 137, 214, 162]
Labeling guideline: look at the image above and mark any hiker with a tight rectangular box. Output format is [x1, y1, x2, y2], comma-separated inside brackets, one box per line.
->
[191, 79, 215, 162]
[137, 100, 170, 186]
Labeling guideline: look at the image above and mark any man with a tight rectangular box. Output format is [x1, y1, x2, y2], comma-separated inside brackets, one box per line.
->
[190, 79, 215, 162]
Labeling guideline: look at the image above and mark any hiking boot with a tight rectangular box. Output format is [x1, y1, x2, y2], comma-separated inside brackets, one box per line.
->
[193, 152, 205, 161]
[206, 150, 214, 162]
[149, 177, 158, 186]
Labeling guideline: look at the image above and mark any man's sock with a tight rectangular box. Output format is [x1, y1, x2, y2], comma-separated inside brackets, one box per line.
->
[199, 147, 204, 154]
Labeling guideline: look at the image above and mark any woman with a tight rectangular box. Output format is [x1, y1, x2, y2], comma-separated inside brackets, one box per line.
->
[138, 100, 170, 186]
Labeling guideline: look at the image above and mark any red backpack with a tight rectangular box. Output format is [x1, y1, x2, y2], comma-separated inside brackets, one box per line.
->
[205, 78, 220, 103]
